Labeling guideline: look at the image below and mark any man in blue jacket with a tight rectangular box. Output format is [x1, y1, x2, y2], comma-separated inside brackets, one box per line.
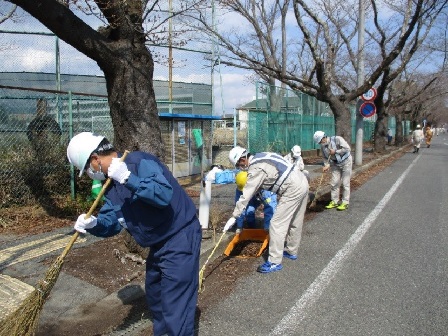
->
[67, 132, 201, 336]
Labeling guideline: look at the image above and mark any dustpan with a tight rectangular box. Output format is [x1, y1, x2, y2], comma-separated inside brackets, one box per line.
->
[224, 229, 269, 258]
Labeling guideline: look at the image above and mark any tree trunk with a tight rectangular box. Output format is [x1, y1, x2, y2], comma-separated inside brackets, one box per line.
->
[268, 78, 283, 112]
[373, 97, 388, 153]
[98, 44, 164, 158]
[395, 114, 404, 146]
[328, 98, 352, 142]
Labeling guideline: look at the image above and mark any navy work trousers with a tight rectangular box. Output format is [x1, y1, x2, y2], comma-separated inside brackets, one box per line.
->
[146, 219, 201, 336]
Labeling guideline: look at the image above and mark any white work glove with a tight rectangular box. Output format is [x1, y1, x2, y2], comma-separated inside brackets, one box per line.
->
[74, 214, 97, 234]
[223, 217, 236, 232]
[108, 158, 131, 184]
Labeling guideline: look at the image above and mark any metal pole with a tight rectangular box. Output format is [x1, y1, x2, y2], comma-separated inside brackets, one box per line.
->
[233, 107, 237, 147]
[168, 0, 173, 114]
[68, 91, 75, 200]
[55, 36, 62, 130]
[211, 0, 215, 116]
[355, 0, 365, 166]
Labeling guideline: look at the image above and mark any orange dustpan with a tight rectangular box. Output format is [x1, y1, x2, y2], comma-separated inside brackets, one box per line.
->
[224, 229, 269, 258]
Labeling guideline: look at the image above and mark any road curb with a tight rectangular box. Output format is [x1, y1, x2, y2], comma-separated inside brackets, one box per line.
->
[310, 146, 408, 202]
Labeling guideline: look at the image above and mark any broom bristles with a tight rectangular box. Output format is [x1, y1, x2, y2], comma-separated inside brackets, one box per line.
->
[0, 289, 43, 336]
[0, 257, 65, 336]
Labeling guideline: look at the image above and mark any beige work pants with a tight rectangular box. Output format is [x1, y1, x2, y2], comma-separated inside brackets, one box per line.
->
[330, 156, 352, 204]
[268, 170, 309, 264]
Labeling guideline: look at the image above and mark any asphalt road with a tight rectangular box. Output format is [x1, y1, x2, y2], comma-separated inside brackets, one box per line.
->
[197, 135, 448, 336]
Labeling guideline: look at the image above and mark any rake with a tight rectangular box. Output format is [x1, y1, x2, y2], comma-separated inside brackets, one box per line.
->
[0, 150, 129, 336]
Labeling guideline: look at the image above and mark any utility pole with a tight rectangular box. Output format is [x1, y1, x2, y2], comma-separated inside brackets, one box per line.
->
[355, 0, 365, 166]
[168, 0, 173, 114]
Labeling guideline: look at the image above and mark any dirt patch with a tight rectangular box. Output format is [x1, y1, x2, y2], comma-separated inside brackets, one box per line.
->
[0, 205, 73, 236]
[228, 240, 264, 257]
[58, 235, 147, 294]
[2, 147, 408, 335]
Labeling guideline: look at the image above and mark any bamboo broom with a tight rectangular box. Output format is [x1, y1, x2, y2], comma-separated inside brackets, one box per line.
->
[308, 156, 330, 211]
[198, 231, 227, 293]
[0, 150, 129, 336]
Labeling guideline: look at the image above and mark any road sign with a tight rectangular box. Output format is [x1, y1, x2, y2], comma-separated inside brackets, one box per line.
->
[361, 88, 377, 101]
[360, 101, 376, 118]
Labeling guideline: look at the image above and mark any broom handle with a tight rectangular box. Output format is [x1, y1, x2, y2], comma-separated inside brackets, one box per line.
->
[199, 231, 226, 274]
[310, 155, 331, 206]
[59, 150, 130, 260]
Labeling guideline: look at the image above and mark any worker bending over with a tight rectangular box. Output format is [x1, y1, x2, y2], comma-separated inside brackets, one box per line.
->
[234, 170, 277, 233]
[224, 146, 309, 273]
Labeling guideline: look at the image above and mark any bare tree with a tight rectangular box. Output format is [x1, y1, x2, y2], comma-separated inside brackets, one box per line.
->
[3, 0, 206, 255]
[365, 0, 448, 151]
[386, 72, 448, 145]
[193, 0, 447, 141]
[4, 0, 206, 156]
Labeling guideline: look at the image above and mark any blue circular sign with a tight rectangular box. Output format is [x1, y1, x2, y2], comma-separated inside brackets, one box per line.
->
[360, 102, 376, 117]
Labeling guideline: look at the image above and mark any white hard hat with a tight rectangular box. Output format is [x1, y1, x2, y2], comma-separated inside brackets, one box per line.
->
[416, 124, 421, 129]
[291, 145, 301, 158]
[228, 146, 247, 167]
[67, 132, 104, 177]
[313, 131, 326, 144]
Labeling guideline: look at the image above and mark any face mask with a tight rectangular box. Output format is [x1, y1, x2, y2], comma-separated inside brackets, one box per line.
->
[86, 163, 106, 181]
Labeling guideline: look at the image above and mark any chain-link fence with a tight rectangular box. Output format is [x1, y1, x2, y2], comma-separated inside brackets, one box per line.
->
[241, 82, 385, 154]
[0, 87, 89, 209]
[0, 28, 215, 209]
[0, 85, 214, 208]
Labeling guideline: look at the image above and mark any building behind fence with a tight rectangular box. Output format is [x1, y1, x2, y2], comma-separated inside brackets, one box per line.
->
[0, 72, 216, 207]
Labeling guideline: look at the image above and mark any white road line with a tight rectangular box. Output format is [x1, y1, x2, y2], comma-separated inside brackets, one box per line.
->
[270, 155, 420, 335]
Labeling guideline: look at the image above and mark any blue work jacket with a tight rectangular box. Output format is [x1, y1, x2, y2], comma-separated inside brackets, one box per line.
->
[88, 151, 197, 247]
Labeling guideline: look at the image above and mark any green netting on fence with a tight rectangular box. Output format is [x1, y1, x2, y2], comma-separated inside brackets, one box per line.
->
[246, 111, 379, 155]
[247, 110, 337, 154]
[247, 110, 268, 154]
[245, 83, 379, 154]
